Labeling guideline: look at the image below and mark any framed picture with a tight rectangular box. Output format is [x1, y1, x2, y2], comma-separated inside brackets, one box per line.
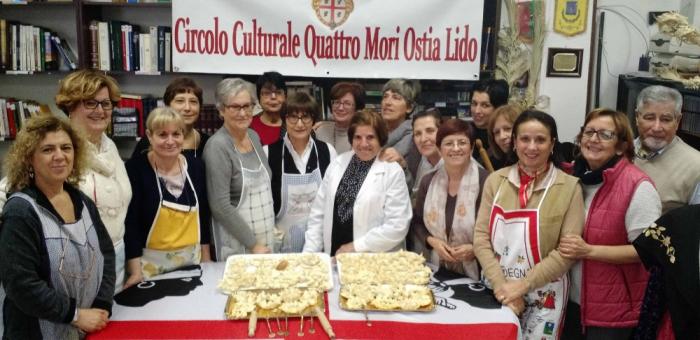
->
[546, 48, 583, 77]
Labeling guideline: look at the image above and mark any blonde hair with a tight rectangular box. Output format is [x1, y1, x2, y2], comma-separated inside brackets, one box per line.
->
[55, 69, 121, 115]
[146, 107, 186, 135]
[3, 114, 88, 192]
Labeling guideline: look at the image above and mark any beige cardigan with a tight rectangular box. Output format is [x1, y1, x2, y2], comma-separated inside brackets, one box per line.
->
[473, 165, 584, 292]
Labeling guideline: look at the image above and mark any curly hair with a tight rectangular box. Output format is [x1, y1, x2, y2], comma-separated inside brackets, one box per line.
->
[55, 69, 121, 115]
[4, 115, 88, 193]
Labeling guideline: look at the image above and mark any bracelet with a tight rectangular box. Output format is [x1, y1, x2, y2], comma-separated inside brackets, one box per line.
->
[72, 308, 79, 323]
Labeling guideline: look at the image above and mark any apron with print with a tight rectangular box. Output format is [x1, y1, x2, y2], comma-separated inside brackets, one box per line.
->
[275, 142, 323, 253]
[213, 140, 276, 260]
[485, 174, 568, 340]
[11, 193, 104, 340]
[141, 169, 201, 279]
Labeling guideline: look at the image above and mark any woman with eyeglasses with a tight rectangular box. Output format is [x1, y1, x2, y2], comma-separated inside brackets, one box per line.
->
[473, 110, 584, 339]
[250, 71, 287, 146]
[123, 107, 211, 288]
[412, 119, 487, 279]
[264, 92, 336, 252]
[560, 109, 661, 340]
[131, 77, 210, 159]
[315, 82, 366, 154]
[55, 69, 131, 293]
[0, 115, 115, 338]
[203, 78, 276, 259]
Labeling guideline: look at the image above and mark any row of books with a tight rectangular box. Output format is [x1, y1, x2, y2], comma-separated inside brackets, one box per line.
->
[112, 94, 163, 137]
[0, 20, 77, 73]
[0, 98, 51, 139]
[681, 94, 700, 135]
[194, 104, 223, 136]
[88, 21, 171, 73]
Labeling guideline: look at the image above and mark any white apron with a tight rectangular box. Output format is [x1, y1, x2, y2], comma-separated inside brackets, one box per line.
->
[423, 161, 479, 279]
[485, 172, 568, 340]
[141, 166, 201, 279]
[213, 139, 276, 260]
[275, 141, 322, 253]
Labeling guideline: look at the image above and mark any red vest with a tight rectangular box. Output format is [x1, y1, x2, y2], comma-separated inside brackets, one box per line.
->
[580, 158, 651, 327]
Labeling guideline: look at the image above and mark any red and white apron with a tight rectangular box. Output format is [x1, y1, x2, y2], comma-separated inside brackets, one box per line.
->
[485, 172, 568, 340]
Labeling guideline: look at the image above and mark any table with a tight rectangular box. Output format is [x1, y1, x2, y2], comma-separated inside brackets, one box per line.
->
[88, 262, 520, 339]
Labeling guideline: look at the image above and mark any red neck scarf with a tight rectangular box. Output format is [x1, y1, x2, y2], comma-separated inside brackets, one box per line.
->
[517, 163, 549, 208]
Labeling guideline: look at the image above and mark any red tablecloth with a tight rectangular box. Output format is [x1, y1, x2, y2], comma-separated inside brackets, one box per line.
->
[88, 263, 520, 339]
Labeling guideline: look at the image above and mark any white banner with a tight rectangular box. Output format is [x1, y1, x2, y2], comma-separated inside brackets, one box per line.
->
[172, 0, 484, 80]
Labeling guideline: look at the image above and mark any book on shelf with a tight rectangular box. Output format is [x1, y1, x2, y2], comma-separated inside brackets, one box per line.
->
[0, 97, 50, 138]
[195, 104, 223, 136]
[1, 20, 66, 72]
[97, 21, 110, 71]
[51, 35, 77, 70]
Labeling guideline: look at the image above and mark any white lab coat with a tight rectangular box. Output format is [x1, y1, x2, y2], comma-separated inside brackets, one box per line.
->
[303, 151, 412, 254]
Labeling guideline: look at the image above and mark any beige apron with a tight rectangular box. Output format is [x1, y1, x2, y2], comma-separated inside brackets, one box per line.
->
[486, 172, 568, 340]
[141, 166, 201, 279]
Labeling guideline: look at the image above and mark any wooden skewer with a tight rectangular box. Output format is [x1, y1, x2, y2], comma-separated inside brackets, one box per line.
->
[247, 310, 257, 337]
[314, 306, 336, 339]
[475, 139, 495, 173]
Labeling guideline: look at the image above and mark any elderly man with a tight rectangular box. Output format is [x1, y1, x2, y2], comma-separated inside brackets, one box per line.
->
[634, 85, 700, 213]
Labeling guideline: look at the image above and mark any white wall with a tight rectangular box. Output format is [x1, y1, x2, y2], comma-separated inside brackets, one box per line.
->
[593, 0, 681, 111]
[536, 0, 596, 142]
[505, 0, 684, 142]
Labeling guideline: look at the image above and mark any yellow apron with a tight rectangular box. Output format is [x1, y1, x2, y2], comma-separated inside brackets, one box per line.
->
[141, 166, 201, 278]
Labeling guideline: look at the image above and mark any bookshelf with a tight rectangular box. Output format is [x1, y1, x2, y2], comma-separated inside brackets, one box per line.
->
[617, 73, 700, 151]
[0, 0, 500, 161]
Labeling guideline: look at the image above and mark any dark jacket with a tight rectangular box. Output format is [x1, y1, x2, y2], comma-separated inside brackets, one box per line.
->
[124, 153, 211, 260]
[0, 184, 115, 339]
[633, 204, 700, 340]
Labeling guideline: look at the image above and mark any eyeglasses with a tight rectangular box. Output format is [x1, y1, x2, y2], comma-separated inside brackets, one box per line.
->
[581, 128, 616, 141]
[331, 100, 354, 109]
[442, 139, 470, 149]
[83, 99, 114, 110]
[260, 89, 285, 99]
[224, 103, 253, 113]
[286, 114, 313, 124]
[59, 236, 97, 280]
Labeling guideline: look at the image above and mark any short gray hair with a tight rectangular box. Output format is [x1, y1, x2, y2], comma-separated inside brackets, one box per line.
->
[215, 78, 258, 111]
[382, 79, 421, 108]
[635, 85, 683, 118]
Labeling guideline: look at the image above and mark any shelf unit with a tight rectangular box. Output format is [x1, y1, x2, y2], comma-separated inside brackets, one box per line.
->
[1, 0, 501, 160]
[617, 73, 700, 151]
